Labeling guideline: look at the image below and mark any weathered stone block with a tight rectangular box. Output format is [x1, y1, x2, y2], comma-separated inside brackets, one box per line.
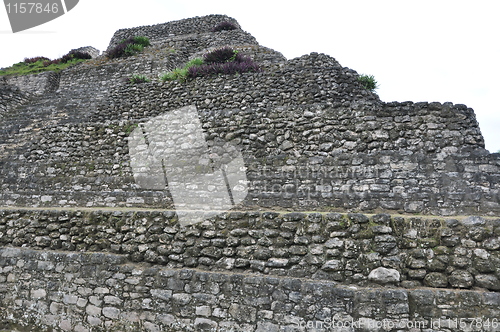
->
[449, 270, 474, 288]
[229, 304, 257, 323]
[102, 306, 121, 319]
[368, 267, 400, 284]
[475, 274, 500, 290]
[85, 304, 102, 316]
[424, 272, 448, 288]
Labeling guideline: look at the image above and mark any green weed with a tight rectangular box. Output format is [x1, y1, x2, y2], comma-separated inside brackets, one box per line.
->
[128, 74, 150, 84]
[358, 74, 378, 91]
[161, 57, 204, 82]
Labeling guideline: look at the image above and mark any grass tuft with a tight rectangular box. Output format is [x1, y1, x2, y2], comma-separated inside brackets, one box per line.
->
[160, 58, 204, 82]
[358, 74, 378, 91]
[128, 74, 150, 84]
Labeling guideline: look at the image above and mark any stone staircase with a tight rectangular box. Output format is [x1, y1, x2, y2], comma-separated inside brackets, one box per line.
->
[0, 208, 499, 332]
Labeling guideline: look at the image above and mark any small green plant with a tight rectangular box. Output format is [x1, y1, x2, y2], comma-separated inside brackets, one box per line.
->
[185, 58, 204, 67]
[161, 68, 189, 82]
[229, 50, 239, 62]
[358, 74, 378, 91]
[124, 43, 144, 56]
[132, 36, 151, 47]
[128, 74, 150, 84]
[161, 57, 204, 82]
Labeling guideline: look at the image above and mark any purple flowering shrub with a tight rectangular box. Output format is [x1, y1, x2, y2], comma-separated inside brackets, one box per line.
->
[187, 47, 260, 78]
[107, 36, 151, 59]
[24, 56, 50, 64]
[211, 21, 238, 32]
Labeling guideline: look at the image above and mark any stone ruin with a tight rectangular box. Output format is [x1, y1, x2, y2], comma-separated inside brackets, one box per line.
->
[1, 14, 500, 332]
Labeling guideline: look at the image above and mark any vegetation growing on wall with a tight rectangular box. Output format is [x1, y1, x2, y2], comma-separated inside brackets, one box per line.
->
[106, 36, 151, 59]
[160, 58, 204, 82]
[188, 47, 260, 78]
[203, 47, 241, 63]
[0, 50, 91, 76]
[23, 56, 50, 64]
[161, 47, 260, 82]
[127, 74, 151, 84]
[358, 74, 379, 91]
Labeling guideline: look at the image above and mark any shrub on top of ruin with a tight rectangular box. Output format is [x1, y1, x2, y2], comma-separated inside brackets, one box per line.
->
[358, 74, 378, 91]
[107, 36, 151, 59]
[66, 50, 92, 60]
[24, 56, 50, 64]
[59, 50, 92, 64]
[42, 50, 92, 67]
[107, 42, 128, 59]
[188, 47, 260, 78]
[161, 48, 260, 82]
[124, 43, 144, 56]
[212, 21, 238, 32]
[132, 36, 151, 47]
[203, 47, 239, 64]
[1, 51, 90, 76]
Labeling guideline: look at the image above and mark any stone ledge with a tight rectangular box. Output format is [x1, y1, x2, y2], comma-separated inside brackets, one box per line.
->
[1, 209, 500, 291]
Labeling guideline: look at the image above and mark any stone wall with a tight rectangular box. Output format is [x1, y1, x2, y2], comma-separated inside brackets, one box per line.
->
[1, 244, 500, 331]
[1, 209, 500, 291]
[70, 46, 101, 59]
[1, 71, 60, 95]
[106, 14, 241, 52]
[0, 47, 99, 100]
[2, 40, 499, 215]
[0, 83, 32, 118]
[0, 77, 498, 214]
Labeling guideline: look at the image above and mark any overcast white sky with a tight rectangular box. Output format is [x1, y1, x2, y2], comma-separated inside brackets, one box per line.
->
[1, 0, 499, 152]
